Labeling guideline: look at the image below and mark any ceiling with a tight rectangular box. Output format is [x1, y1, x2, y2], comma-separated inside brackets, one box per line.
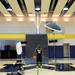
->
[0, 0, 75, 18]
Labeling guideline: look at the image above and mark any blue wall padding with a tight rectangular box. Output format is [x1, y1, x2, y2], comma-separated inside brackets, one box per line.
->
[21, 45, 75, 58]
[55, 46, 63, 58]
[48, 45, 75, 58]
[70, 46, 75, 58]
[48, 46, 63, 58]
[49, 45, 75, 71]
[48, 46, 54, 58]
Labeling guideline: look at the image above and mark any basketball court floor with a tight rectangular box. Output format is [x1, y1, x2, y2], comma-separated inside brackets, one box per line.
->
[0, 68, 75, 75]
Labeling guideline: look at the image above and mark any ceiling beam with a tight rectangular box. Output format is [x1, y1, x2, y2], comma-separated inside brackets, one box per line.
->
[64, 2, 75, 17]
[53, 0, 67, 17]
[24, 0, 35, 13]
[50, 0, 56, 10]
[8, 0, 24, 16]
[0, 2, 11, 16]
[41, 0, 51, 13]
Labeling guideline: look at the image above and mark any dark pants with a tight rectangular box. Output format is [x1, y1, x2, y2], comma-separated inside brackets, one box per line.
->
[37, 55, 42, 66]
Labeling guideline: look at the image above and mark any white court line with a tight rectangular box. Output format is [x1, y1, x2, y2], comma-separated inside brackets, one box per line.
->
[25, 68, 75, 75]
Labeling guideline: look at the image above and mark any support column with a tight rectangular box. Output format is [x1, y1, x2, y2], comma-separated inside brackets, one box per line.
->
[63, 43, 70, 58]
[36, 12, 40, 34]
[63, 43, 70, 70]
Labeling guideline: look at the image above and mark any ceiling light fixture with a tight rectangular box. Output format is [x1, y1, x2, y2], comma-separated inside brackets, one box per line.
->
[29, 18, 35, 22]
[5, 15, 11, 17]
[6, 17, 12, 21]
[17, 17, 24, 21]
[35, 7, 40, 11]
[64, 15, 70, 17]
[7, 8, 12, 11]
[64, 18, 69, 22]
[53, 15, 59, 17]
[52, 18, 58, 22]
[63, 7, 68, 11]
[17, 15, 24, 17]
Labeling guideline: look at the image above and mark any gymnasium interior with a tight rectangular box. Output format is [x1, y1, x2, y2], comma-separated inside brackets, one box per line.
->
[0, 0, 75, 75]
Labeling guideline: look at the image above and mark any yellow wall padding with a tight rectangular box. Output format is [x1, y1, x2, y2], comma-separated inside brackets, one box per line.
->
[0, 34, 75, 40]
[0, 34, 25, 40]
[47, 34, 75, 39]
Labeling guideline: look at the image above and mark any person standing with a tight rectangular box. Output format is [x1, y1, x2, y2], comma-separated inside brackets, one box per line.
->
[35, 46, 42, 67]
